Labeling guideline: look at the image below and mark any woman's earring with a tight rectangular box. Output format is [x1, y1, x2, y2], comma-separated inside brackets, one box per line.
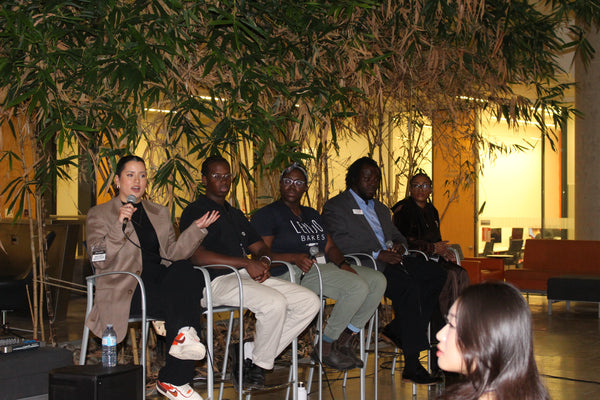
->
[117, 185, 120, 189]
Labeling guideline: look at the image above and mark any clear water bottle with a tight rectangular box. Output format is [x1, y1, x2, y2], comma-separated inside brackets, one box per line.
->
[297, 381, 307, 400]
[102, 324, 117, 367]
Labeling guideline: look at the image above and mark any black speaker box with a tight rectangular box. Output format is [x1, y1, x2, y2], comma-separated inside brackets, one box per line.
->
[0, 346, 73, 400]
[49, 364, 143, 400]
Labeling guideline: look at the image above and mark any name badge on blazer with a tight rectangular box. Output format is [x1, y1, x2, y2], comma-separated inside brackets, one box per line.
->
[91, 252, 106, 262]
[352, 209, 364, 215]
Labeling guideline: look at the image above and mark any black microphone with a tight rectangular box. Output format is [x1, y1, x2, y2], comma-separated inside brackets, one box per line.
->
[387, 239, 407, 270]
[303, 246, 320, 278]
[122, 194, 137, 231]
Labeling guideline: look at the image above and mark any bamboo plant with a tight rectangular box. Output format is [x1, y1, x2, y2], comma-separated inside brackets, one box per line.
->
[1, 0, 599, 341]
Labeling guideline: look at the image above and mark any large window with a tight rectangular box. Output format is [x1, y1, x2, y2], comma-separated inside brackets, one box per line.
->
[477, 113, 574, 253]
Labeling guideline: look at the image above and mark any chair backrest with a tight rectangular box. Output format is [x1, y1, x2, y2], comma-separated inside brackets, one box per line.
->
[505, 239, 523, 264]
[507, 239, 523, 254]
[510, 227, 524, 240]
[448, 243, 464, 260]
[482, 241, 494, 256]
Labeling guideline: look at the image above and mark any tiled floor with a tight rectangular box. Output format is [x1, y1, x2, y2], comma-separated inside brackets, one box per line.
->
[5, 293, 600, 399]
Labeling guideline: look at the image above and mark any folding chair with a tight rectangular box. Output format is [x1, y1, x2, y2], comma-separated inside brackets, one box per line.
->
[197, 262, 302, 400]
[344, 253, 379, 400]
[303, 253, 379, 400]
[79, 271, 154, 400]
[386, 249, 438, 396]
[196, 265, 244, 400]
[274, 261, 323, 400]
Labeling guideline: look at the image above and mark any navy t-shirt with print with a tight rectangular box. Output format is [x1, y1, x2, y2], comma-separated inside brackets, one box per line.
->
[251, 200, 328, 276]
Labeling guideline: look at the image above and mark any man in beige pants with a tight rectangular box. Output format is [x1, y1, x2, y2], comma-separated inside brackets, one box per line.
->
[180, 155, 320, 390]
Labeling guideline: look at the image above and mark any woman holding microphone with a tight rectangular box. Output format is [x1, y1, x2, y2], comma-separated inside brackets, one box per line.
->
[86, 155, 219, 400]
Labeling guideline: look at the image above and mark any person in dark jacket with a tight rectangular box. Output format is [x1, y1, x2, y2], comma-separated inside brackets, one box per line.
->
[391, 172, 470, 316]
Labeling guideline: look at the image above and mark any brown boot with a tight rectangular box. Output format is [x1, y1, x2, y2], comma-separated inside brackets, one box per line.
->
[336, 328, 364, 368]
[310, 339, 355, 370]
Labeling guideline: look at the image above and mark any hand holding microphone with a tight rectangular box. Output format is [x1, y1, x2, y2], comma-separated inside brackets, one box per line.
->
[121, 194, 138, 231]
[310, 245, 328, 264]
[385, 240, 406, 255]
[298, 246, 319, 276]
[378, 239, 404, 266]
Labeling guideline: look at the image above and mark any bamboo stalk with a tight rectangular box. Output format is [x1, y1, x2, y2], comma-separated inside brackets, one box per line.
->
[34, 278, 87, 294]
[130, 327, 139, 365]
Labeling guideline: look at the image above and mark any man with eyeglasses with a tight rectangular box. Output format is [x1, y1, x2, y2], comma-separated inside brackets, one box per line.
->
[322, 157, 446, 385]
[180, 156, 320, 390]
[250, 163, 387, 371]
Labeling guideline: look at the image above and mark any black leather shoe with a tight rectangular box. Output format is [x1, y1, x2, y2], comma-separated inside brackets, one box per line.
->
[381, 323, 402, 348]
[336, 328, 364, 369]
[402, 363, 441, 385]
[229, 345, 247, 391]
[245, 362, 266, 390]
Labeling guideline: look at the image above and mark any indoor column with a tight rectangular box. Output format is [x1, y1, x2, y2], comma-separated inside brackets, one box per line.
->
[575, 30, 600, 239]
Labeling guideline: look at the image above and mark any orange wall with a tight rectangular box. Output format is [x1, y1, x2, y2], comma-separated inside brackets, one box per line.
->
[432, 111, 477, 257]
[0, 117, 36, 219]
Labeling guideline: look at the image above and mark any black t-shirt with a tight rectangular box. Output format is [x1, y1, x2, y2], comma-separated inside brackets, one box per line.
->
[180, 194, 262, 279]
[130, 202, 162, 268]
[129, 202, 166, 317]
[251, 200, 328, 276]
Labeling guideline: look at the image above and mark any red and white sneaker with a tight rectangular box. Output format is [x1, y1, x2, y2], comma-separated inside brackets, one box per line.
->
[156, 380, 203, 400]
[168, 326, 206, 360]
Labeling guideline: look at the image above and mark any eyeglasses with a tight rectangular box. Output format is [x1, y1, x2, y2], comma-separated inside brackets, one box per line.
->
[209, 173, 232, 181]
[282, 178, 306, 188]
[411, 183, 432, 190]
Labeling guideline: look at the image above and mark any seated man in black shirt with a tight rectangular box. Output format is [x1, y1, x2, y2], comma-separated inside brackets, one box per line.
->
[180, 156, 320, 390]
[322, 157, 446, 385]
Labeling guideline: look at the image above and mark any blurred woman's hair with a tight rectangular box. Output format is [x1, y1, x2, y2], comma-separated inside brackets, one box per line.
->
[440, 282, 550, 400]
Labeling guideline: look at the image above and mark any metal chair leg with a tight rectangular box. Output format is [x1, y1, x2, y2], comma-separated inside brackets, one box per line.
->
[80, 272, 147, 400]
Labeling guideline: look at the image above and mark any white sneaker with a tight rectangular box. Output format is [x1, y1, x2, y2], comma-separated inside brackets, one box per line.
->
[152, 320, 166, 336]
[168, 326, 206, 360]
[156, 380, 203, 400]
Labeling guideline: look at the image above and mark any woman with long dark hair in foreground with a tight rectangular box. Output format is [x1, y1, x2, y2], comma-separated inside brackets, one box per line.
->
[436, 282, 550, 400]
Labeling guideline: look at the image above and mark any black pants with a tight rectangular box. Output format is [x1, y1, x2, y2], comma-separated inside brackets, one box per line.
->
[383, 255, 446, 355]
[131, 259, 205, 385]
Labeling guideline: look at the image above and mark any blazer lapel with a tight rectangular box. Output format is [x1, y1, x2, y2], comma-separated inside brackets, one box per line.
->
[344, 191, 384, 250]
